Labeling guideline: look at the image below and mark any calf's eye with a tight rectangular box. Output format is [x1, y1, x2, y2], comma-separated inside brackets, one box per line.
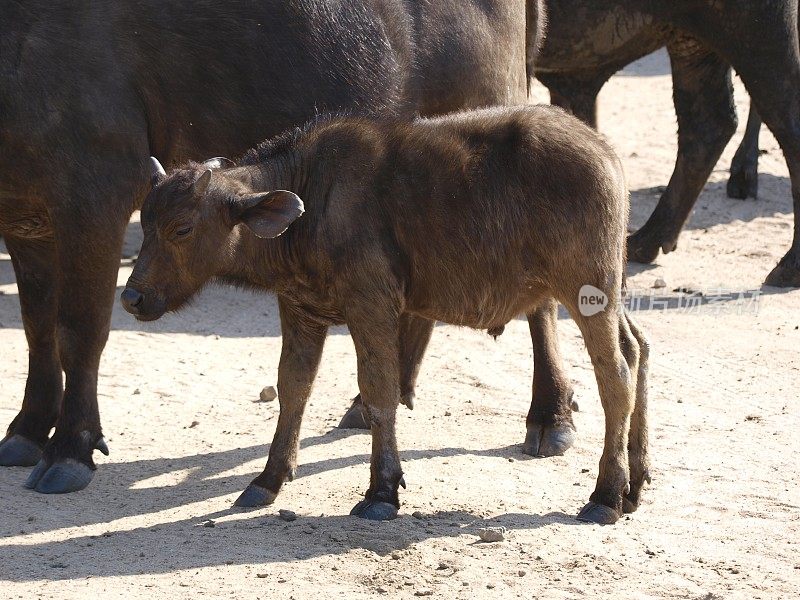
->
[175, 226, 193, 237]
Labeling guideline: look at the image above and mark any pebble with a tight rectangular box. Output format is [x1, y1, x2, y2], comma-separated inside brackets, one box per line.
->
[256, 573, 269, 579]
[478, 526, 507, 542]
[258, 386, 278, 402]
[278, 509, 297, 522]
[412, 511, 425, 519]
[203, 520, 215, 528]
[414, 590, 433, 597]
[518, 570, 526, 577]
[653, 277, 667, 289]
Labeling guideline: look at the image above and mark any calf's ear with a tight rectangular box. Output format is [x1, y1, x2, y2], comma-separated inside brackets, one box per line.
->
[234, 190, 304, 238]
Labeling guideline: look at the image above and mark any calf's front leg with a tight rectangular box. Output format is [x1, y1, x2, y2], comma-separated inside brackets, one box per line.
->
[235, 299, 327, 507]
[339, 314, 434, 429]
[346, 302, 404, 521]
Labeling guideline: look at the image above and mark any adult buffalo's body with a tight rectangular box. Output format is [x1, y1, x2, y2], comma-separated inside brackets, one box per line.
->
[535, 0, 800, 286]
[0, 0, 546, 493]
[124, 106, 650, 525]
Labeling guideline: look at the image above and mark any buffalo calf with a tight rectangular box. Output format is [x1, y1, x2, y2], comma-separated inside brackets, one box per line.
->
[123, 106, 650, 524]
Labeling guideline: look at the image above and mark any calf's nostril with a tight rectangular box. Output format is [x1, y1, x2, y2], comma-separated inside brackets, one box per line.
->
[120, 288, 144, 311]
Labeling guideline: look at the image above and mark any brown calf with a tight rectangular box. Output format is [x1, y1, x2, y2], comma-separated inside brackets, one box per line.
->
[122, 105, 650, 524]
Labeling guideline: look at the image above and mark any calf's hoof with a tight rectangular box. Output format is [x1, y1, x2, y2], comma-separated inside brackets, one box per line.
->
[234, 484, 278, 508]
[522, 423, 576, 457]
[726, 168, 758, 200]
[764, 260, 800, 288]
[25, 458, 95, 494]
[337, 397, 371, 430]
[576, 501, 620, 525]
[350, 499, 398, 521]
[0, 434, 43, 467]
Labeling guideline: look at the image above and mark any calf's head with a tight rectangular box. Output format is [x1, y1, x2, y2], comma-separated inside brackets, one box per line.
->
[121, 157, 304, 321]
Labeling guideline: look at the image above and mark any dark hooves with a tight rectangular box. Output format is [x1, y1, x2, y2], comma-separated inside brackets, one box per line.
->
[234, 484, 278, 508]
[522, 423, 576, 458]
[24, 458, 95, 494]
[576, 501, 620, 525]
[626, 230, 661, 264]
[0, 434, 43, 467]
[726, 169, 758, 200]
[764, 262, 800, 288]
[350, 499, 398, 521]
[338, 400, 371, 430]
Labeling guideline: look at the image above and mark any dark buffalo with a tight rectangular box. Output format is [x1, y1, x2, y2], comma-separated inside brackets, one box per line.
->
[535, 0, 800, 286]
[0, 0, 544, 493]
[123, 105, 650, 524]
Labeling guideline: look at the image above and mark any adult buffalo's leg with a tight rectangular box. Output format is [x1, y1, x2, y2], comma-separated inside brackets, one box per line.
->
[339, 314, 434, 430]
[730, 48, 800, 286]
[0, 236, 62, 466]
[523, 300, 576, 457]
[23, 201, 129, 493]
[628, 37, 738, 263]
[235, 299, 326, 507]
[540, 71, 608, 128]
[727, 105, 762, 199]
[347, 298, 404, 521]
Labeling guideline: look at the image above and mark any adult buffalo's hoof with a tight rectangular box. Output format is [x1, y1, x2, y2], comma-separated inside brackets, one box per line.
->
[350, 499, 398, 521]
[234, 484, 277, 508]
[338, 398, 370, 430]
[726, 167, 758, 200]
[626, 229, 663, 264]
[0, 434, 43, 467]
[24, 458, 95, 494]
[764, 260, 800, 288]
[576, 501, 620, 525]
[522, 423, 576, 457]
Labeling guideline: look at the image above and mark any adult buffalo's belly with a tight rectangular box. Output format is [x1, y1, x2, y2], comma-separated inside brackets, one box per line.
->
[536, 5, 666, 74]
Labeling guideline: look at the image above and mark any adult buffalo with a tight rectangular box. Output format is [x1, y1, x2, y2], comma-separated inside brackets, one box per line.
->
[0, 0, 544, 493]
[535, 0, 800, 287]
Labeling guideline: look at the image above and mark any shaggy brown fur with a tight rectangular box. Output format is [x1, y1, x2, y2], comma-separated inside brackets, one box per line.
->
[123, 105, 650, 524]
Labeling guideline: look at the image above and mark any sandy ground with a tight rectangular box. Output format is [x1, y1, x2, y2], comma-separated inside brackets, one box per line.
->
[1, 49, 799, 599]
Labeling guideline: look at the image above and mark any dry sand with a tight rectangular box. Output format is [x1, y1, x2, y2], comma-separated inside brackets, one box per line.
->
[1, 50, 798, 599]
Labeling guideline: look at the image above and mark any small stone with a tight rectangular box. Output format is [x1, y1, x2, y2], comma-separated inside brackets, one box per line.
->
[256, 573, 269, 579]
[507, 457, 515, 463]
[391, 551, 402, 560]
[444, 411, 452, 417]
[412, 511, 424, 519]
[437, 562, 450, 570]
[203, 519, 215, 528]
[414, 590, 433, 597]
[653, 277, 667, 289]
[278, 509, 297, 522]
[133, 388, 141, 395]
[477, 526, 506, 543]
[487, 583, 496, 589]
[518, 570, 526, 577]
[189, 420, 199, 428]
[377, 587, 388, 594]
[258, 386, 278, 402]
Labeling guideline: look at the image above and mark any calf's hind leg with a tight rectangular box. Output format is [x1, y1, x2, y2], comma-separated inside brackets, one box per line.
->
[235, 300, 327, 507]
[523, 299, 577, 457]
[567, 305, 640, 525]
[338, 314, 434, 430]
[623, 314, 651, 513]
